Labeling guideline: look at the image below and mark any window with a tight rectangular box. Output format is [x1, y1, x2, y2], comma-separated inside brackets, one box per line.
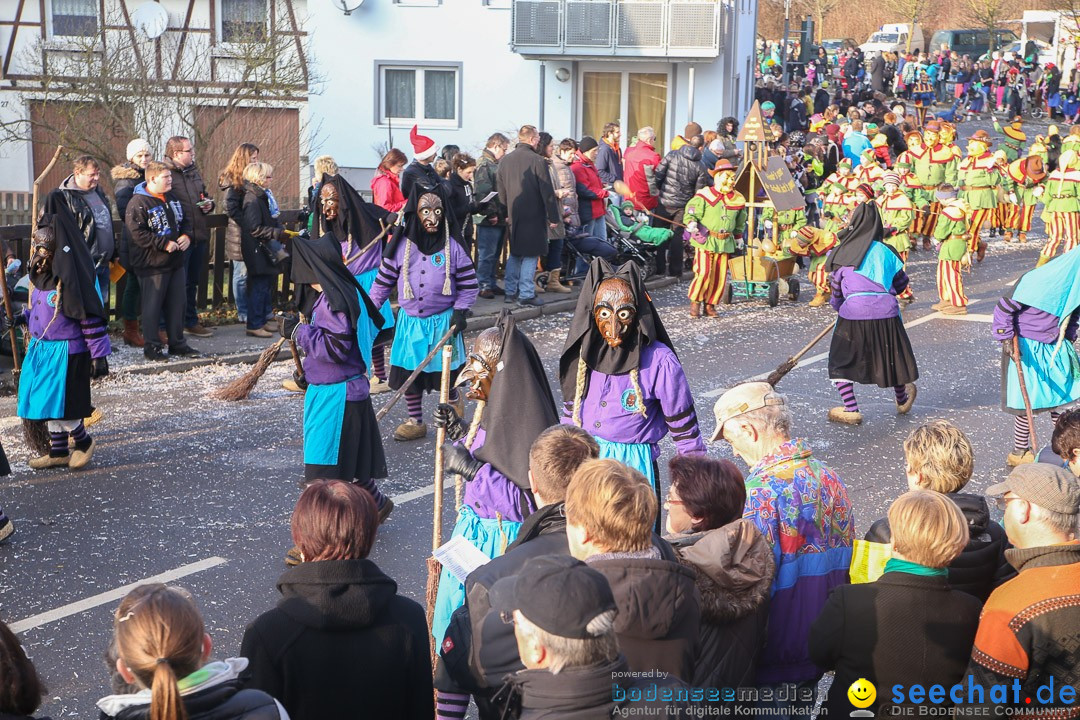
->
[220, 0, 267, 42]
[51, 0, 97, 37]
[378, 65, 460, 126]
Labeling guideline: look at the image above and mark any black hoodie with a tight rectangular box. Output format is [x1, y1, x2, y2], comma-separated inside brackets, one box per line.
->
[240, 559, 434, 720]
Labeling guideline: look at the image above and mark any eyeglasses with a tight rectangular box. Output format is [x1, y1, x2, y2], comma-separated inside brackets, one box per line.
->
[994, 495, 1023, 511]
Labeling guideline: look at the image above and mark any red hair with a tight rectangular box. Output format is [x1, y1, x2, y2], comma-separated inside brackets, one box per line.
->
[291, 480, 379, 561]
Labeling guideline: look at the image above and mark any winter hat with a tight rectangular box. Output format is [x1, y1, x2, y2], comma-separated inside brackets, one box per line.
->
[882, 172, 901, 187]
[578, 136, 599, 153]
[761, 101, 776, 112]
[126, 139, 151, 161]
[409, 125, 437, 161]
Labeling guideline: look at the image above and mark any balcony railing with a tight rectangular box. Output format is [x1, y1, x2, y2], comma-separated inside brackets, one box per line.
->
[511, 0, 725, 58]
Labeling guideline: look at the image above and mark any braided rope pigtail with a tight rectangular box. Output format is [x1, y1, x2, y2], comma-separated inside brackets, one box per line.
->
[572, 354, 587, 428]
[629, 368, 648, 419]
[401, 240, 414, 300]
[464, 400, 486, 451]
[442, 222, 452, 296]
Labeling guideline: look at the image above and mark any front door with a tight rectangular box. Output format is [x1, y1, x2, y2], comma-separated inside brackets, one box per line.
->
[579, 65, 669, 146]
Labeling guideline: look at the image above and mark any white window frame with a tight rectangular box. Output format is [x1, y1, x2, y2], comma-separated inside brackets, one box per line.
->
[375, 63, 462, 128]
[215, 0, 269, 45]
[45, 0, 99, 41]
[575, 63, 672, 141]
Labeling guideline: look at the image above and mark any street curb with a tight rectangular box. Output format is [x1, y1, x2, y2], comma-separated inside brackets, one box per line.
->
[117, 274, 682, 376]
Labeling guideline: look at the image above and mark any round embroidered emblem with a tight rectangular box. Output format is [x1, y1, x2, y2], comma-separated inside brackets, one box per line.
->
[621, 388, 642, 412]
[46, 290, 58, 308]
[431, 252, 446, 268]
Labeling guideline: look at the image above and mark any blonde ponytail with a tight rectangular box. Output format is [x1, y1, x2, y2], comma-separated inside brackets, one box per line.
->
[149, 660, 187, 720]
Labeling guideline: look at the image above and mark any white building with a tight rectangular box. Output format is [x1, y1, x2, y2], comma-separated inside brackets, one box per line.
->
[310, 0, 758, 185]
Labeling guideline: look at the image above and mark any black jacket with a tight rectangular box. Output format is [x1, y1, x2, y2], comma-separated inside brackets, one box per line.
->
[881, 123, 908, 160]
[239, 183, 283, 277]
[506, 655, 688, 720]
[668, 519, 774, 689]
[473, 150, 506, 226]
[587, 542, 702, 682]
[124, 184, 192, 275]
[49, 180, 115, 267]
[437, 502, 569, 713]
[809, 572, 982, 718]
[240, 559, 433, 720]
[497, 144, 560, 258]
[654, 145, 709, 212]
[865, 493, 1015, 602]
[400, 159, 442, 200]
[163, 157, 213, 243]
[448, 173, 477, 246]
[112, 163, 144, 269]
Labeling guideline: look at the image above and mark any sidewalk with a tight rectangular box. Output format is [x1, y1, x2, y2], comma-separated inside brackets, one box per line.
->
[101, 274, 681, 377]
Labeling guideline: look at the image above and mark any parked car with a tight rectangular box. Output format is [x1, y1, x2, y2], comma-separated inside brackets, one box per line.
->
[979, 39, 1055, 66]
[820, 38, 857, 61]
[929, 28, 1018, 61]
[860, 23, 925, 56]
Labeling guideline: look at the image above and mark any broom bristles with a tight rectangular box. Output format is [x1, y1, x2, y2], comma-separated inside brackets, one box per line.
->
[22, 419, 50, 456]
[425, 556, 442, 676]
[765, 358, 797, 388]
[211, 337, 287, 401]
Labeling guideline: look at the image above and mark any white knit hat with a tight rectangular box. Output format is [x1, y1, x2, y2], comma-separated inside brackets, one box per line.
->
[127, 138, 151, 161]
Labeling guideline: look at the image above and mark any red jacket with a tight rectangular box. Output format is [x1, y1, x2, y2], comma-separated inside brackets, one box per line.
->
[571, 153, 606, 223]
[370, 170, 405, 213]
[623, 141, 661, 211]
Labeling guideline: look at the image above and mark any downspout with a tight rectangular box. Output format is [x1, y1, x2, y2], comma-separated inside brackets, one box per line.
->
[688, 65, 696, 121]
[539, 61, 547, 128]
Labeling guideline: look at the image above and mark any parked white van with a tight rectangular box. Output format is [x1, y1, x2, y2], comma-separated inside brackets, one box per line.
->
[860, 23, 926, 56]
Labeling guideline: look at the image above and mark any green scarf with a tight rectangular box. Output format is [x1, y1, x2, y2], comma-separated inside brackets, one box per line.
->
[884, 557, 948, 577]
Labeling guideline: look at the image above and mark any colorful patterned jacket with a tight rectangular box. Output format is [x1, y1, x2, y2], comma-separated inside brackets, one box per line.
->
[742, 438, 854, 684]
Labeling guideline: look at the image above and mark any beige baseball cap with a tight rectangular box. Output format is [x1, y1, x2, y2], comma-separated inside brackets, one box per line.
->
[710, 382, 787, 442]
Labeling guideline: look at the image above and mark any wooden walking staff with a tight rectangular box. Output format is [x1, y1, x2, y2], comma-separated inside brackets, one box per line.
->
[425, 344, 454, 680]
[1011, 336, 1038, 452]
[375, 326, 456, 422]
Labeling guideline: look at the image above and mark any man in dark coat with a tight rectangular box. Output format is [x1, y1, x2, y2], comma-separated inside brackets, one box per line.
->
[654, 137, 709, 278]
[435, 425, 600, 720]
[870, 52, 886, 93]
[162, 136, 215, 338]
[496, 125, 561, 308]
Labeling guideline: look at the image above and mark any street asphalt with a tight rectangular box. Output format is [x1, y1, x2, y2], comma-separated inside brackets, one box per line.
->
[0, 115, 1062, 717]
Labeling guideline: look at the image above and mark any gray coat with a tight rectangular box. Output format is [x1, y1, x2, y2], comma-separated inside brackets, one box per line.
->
[551, 156, 580, 228]
[497, 144, 561, 257]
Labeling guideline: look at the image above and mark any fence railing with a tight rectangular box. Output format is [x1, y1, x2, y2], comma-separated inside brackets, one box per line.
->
[0, 210, 304, 320]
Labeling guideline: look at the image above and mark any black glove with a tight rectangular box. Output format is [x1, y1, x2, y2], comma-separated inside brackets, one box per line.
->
[882, 226, 897, 238]
[442, 442, 483, 482]
[280, 314, 301, 339]
[433, 402, 466, 442]
[297, 209, 311, 228]
[90, 357, 109, 379]
[12, 313, 26, 327]
[451, 309, 468, 334]
[293, 370, 309, 391]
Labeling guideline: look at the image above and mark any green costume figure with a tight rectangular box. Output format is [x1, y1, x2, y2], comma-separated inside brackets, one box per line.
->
[933, 199, 970, 315]
[957, 130, 998, 259]
[1000, 154, 1046, 244]
[912, 122, 959, 246]
[993, 120, 1027, 163]
[1038, 136, 1080, 266]
[760, 206, 807, 259]
[876, 172, 916, 304]
[683, 160, 747, 317]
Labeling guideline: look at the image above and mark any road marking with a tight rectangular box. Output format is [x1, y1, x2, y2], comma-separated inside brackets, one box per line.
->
[390, 477, 454, 506]
[936, 313, 993, 322]
[10, 556, 227, 634]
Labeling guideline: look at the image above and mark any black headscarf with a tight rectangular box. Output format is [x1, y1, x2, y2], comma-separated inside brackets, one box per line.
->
[291, 232, 382, 332]
[312, 173, 392, 252]
[559, 258, 674, 401]
[384, 181, 463, 258]
[35, 192, 105, 320]
[825, 198, 886, 271]
[475, 312, 559, 489]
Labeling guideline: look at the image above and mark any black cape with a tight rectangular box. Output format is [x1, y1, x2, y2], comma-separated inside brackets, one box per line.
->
[384, 182, 463, 258]
[825, 198, 889, 272]
[291, 231, 383, 333]
[558, 259, 675, 402]
[475, 312, 559, 489]
[311, 173, 392, 255]
[35, 192, 105, 321]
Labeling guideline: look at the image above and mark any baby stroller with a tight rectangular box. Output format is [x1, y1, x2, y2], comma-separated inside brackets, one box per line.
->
[603, 199, 669, 279]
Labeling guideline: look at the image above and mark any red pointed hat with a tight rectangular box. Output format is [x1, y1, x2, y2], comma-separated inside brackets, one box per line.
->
[409, 125, 436, 160]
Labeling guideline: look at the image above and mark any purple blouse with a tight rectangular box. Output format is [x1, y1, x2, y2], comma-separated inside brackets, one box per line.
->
[26, 287, 110, 358]
[294, 294, 370, 401]
[367, 238, 478, 318]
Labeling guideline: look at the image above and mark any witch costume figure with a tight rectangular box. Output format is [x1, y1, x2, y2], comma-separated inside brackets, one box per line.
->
[281, 232, 392, 520]
[17, 202, 111, 471]
[311, 173, 397, 392]
[992, 246, 1080, 467]
[826, 184, 919, 426]
[429, 311, 559, 646]
[366, 183, 478, 442]
[560, 258, 704, 519]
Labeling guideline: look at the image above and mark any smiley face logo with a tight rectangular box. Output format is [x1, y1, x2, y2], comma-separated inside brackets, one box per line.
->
[847, 678, 876, 710]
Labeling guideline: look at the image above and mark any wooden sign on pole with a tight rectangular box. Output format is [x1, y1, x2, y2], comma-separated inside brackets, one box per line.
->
[737, 101, 770, 143]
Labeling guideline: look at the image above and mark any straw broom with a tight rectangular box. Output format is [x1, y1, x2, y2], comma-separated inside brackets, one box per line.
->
[211, 337, 287, 401]
[765, 322, 835, 387]
[426, 344, 454, 682]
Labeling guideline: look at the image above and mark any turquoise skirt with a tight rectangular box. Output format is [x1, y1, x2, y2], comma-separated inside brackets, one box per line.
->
[389, 307, 465, 374]
[431, 505, 521, 644]
[596, 436, 658, 492]
[303, 380, 349, 465]
[17, 338, 69, 420]
[1003, 337, 1080, 413]
[354, 269, 395, 370]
